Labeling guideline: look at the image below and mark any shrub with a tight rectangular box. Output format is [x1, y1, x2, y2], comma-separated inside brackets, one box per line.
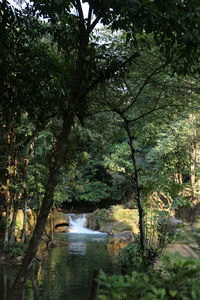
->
[5, 241, 25, 257]
[99, 253, 200, 300]
[111, 205, 138, 223]
[119, 242, 158, 274]
[10, 245, 24, 256]
[94, 208, 113, 223]
[125, 200, 137, 209]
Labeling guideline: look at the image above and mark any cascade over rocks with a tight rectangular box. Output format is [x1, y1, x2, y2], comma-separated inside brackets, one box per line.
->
[86, 211, 136, 234]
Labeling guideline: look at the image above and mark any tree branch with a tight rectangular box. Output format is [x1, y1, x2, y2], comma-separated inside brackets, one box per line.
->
[86, 52, 140, 94]
[122, 64, 166, 114]
[87, 4, 92, 30]
[75, 0, 85, 32]
[88, 15, 102, 32]
[129, 104, 184, 124]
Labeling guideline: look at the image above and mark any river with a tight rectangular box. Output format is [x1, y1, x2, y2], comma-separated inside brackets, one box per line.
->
[0, 214, 120, 300]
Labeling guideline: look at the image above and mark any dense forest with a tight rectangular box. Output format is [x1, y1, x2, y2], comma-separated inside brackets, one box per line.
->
[1, 0, 200, 299]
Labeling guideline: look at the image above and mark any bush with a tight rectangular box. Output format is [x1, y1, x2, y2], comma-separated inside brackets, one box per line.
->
[5, 241, 25, 257]
[119, 242, 158, 274]
[125, 200, 137, 209]
[10, 245, 24, 256]
[99, 253, 200, 300]
[94, 208, 113, 223]
[111, 205, 138, 223]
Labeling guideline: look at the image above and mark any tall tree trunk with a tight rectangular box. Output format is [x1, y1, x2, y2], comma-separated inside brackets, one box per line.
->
[21, 198, 27, 245]
[128, 131, 146, 251]
[4, 203, 10, 250]
[4, 122, 12, 248]
[195, 141, 200, 195]
[189, 113, 199, 200]
[50, 208, 54, 241]
[10, 204, 18, 243]
[8, 110, 74, 300]
[3, 265, 8, 300]
[124, 121, 145, 251]
[112, 108, 146, 252]
[19, 131, 40, 244]
[190, 140, 196, 188]
[32, 263, 39, 300]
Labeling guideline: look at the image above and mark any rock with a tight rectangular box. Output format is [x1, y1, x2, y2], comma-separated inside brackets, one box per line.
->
[51, 211, 69, 232]
[107, 231, 135, 249]
[158, 217, 183, 232]
[112, 222, 133, 232]
[100, 222, 133, 234]
[86, 213, 97, 230]
[15, 256, 23, 264]
[158, 217, 183, 247]
[99, 223, 116, 233]
[55, 226, 70, 233]
[0, 256, 6, 263]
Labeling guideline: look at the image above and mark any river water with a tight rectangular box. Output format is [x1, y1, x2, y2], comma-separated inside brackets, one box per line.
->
[0, 214, 120, 300]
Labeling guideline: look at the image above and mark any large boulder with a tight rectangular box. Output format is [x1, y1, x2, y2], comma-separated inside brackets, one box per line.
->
[100, 222, 133, 234]
[158, 217, 183, 247]
[86, 213, 97, 230]
[158, 217, 183, 232]
[107, 231, 135, 249]
[50, 211, 69, 233]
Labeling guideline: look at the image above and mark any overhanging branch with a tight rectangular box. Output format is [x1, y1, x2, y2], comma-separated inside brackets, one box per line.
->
[86, 52, 140, 94]
[122, 64, 166, 114]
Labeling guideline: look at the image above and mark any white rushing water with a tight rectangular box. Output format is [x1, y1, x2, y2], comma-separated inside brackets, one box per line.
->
[68, 214, 104, 235]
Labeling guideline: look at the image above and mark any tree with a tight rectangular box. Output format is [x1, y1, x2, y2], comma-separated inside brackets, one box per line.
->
[0, 0, 70, 247]
[92, 38, 200, 250]
[5, 0, 200, 298]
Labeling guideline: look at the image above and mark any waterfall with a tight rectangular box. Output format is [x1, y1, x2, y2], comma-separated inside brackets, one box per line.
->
[68, 214, 104, 234]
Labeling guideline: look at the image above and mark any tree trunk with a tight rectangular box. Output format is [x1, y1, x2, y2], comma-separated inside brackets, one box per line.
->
[189, 113, 199, 201]
[8, 110, 74, 300]
[4, 119, 16, 247]
[124, 121, 145, 251]
[21, 199, 27, 245]
[3, 265, 8, 300]
[10, 204, 18, 243]
[50, 208, 54, 241]
[4, 204, 10, 250]
[89, 268, 100, 300]
[32, 263, 39, 300]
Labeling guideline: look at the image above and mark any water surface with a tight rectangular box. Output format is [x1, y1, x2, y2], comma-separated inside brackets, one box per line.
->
[0, 232, 119, 300]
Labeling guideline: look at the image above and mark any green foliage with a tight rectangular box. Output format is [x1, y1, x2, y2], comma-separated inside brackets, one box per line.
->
[57, 160, 111, 204]
[103, 143, 133, 176]
[10, 245, 25, 257]
[94, 208, 113, 223]
[125, 200, 137, 209]
[182, 227, 200, 258]
[78, 180, 110, 203]
[1, 0, 200, 259]
[119, 242, 158, 274]
[99, 253, 200, 300]
[112, 205, 138, 223]
[5, 242, 25, 257]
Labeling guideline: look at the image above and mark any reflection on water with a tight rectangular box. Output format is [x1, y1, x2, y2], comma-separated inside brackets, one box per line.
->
[0, 232, 119, 300]
[68, 242, 86, 255]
